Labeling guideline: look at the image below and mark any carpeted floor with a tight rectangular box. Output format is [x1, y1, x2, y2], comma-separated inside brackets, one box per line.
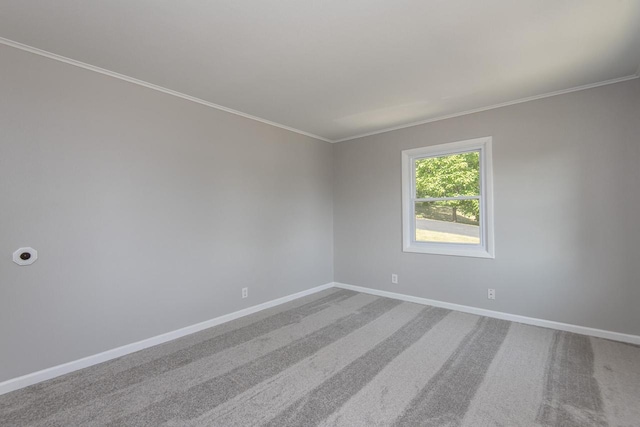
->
[1, 289, 639, 426]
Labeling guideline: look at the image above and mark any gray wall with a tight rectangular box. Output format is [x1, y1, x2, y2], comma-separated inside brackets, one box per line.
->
[0, 45, 334, 382]
[334, 78, 640, 336]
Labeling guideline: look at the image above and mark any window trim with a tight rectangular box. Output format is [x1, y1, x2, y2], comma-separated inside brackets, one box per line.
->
[401, 136, 495, 258]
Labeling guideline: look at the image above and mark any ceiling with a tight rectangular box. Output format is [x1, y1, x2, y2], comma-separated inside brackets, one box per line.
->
[1, 1, 639, 142]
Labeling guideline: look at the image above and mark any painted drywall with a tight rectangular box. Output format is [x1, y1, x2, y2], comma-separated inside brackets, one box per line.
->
[0, 45, 333, 382]
[333, 78, 640, 336]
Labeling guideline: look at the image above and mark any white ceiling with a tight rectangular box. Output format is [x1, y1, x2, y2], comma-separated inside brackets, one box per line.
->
[1, 0, 639, 142]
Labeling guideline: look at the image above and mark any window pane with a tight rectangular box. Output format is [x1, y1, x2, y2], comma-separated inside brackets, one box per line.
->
[415, 151, 480, 198]
[415, 201, 480, 244]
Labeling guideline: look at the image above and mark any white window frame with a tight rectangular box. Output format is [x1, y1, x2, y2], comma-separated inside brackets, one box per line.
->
[402, 136, 495, 258]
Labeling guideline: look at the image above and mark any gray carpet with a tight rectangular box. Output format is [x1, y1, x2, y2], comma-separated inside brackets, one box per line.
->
[1, 289, 639, 426]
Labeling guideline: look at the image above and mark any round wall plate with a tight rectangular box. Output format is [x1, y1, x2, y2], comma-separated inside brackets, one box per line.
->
[13, 247, 38, 266]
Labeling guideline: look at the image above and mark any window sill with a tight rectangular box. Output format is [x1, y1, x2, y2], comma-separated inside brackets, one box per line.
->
[403, 242, 495, 258]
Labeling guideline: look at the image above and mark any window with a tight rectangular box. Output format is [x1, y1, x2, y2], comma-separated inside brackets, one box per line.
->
[402, 137, 494, 258]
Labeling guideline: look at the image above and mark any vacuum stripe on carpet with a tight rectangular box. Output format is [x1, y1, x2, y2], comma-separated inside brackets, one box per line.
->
[265, 306, 451, 427]
[193, 301, 428, 426]
[319, 311, 482, 426]
[392, 316, 511, 426]
[107, 297, 402, 425]
[0, 289, 356, 425]
[457, 322, 555, 426]
[537, 331, 608, 427]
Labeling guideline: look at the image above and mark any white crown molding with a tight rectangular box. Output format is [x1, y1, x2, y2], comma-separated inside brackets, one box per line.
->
[0, 37, 333, 143]
[333, 74, 640, 143]
[2, 37, 639, 145]
[333, 283, 640, 345]
[0, 282, 334, 396]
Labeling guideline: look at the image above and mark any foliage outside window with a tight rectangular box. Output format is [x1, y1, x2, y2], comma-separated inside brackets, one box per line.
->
[402, 137, 494, 258]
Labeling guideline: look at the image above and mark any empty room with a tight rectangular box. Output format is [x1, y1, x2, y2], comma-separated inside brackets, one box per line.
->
[1, 1, 639, 426]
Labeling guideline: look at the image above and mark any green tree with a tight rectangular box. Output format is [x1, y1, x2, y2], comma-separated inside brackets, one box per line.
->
[415, 152, 480, 222]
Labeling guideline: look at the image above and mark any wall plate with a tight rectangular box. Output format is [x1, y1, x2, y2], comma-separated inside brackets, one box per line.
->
[13, 247, 38, 266]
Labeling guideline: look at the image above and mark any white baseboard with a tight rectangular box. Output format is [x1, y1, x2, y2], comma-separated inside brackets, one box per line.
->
[334, 282, 640, 345]
[3, 281, 637, 396]
[0, 282, 334, 396]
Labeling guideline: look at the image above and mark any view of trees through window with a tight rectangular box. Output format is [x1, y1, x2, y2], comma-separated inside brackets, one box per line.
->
[414, 151, 481, 244]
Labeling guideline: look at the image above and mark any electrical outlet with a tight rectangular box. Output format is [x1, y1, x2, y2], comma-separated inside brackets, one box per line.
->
[391, 274, 398, 284]
[242, 287, 248, 299]
[488, 288, 495, 300]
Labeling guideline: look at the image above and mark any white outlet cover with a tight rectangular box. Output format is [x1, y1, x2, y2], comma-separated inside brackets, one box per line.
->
[13, 247, 38, 266]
